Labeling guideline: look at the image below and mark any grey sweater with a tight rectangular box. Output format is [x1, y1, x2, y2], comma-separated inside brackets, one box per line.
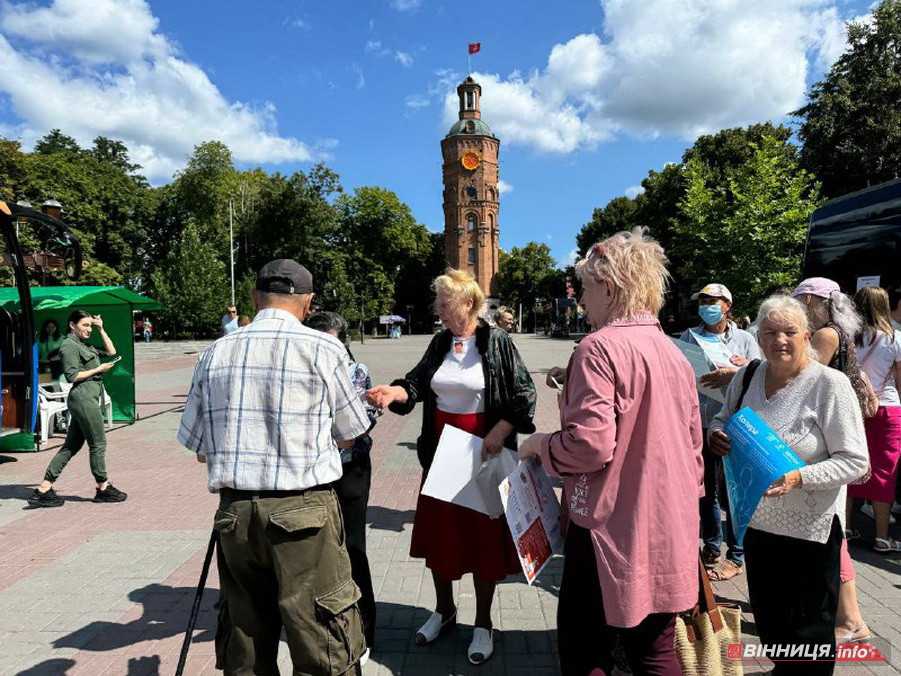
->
[710, 359, 869, 543]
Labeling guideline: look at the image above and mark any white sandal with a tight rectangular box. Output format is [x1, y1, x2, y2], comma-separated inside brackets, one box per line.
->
[873, 537, 901, 553]
[415, 610, 456, 646]
[468, 627, 494, 665]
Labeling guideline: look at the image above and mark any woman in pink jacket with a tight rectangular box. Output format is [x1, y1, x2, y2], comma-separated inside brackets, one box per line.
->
[520, 227, 704, 676]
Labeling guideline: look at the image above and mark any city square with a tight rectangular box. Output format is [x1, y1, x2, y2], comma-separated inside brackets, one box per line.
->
[0, 336, 898, 675]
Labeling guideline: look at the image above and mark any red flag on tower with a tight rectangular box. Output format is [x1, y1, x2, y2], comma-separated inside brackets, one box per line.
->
[468, 42, 481, 55]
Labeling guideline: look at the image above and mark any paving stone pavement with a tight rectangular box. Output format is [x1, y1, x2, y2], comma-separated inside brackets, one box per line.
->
[0, 334, 898, 675]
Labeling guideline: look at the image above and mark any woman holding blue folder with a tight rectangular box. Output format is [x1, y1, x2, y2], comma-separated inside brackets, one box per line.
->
[709, 295, 868, 675]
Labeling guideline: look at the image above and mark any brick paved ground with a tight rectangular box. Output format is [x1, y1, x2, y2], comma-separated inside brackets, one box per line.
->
[0, 334, 899, 675]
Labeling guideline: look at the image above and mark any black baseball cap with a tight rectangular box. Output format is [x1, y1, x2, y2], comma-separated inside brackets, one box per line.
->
[256, 259, 314, 295]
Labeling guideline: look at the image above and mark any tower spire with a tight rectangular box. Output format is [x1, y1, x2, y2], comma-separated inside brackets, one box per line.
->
[457, 76, 481, 121]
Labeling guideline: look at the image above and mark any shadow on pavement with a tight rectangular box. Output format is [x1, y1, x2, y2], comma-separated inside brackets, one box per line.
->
[367, 506, 416, 532]
[15, 659, 77, 675]
[371, 600, 561, 675]
[53, 583, 216, 652]
[0, 483, 97, 505]
[0, 454, 18, 464]
[127, 655, 162, 675]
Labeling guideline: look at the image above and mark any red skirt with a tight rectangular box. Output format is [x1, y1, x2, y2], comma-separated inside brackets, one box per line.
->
[410, 409, 521, 582]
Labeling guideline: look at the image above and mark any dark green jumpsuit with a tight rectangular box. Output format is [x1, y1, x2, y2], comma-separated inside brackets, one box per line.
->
[43, 335, 109, 484]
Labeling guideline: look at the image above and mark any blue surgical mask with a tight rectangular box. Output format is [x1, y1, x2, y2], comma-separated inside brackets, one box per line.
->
[698, 304, 724, 326]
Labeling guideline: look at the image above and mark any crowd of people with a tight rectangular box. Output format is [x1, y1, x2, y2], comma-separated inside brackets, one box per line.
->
[166, 228, 899, 676]
[20, 233, 900, 673]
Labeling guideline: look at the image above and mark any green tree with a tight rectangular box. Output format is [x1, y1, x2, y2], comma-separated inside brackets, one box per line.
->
[494, 242, 559, 326]
[151, 221, 229, 338]
[0, 138, 28, 201]
[794, 0, 901, 197]
[34, 129, 82, 156]
[576, 196, 640, 256]
[674, 135, 822, 315]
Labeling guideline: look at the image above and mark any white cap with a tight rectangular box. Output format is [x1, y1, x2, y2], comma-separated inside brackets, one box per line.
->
[691, 283, 733, 304]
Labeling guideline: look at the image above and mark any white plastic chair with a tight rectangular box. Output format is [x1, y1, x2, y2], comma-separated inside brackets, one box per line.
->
[57, 379, 114, 430]
[38, 385, 68, 444]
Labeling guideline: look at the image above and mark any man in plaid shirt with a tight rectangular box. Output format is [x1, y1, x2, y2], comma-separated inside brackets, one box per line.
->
[179, 259, 370, 675]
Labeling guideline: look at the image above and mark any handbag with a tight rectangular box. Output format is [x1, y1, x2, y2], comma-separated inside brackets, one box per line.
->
[674, 555, 744, 676]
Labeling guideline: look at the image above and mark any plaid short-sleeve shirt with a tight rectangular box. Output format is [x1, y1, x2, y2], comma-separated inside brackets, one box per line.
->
[178, 308, 370, 492]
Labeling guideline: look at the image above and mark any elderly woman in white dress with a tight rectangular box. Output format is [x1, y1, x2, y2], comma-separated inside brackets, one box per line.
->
[709, 295, 868, 676]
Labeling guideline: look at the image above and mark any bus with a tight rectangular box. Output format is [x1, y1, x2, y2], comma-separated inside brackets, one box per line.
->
[0, 199, 82, 451]
[802, 178, 901, 294]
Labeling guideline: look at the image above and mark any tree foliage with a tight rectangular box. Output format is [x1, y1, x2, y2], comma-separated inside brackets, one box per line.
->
[674, 135, 821, 315]
[794, 0, 901, 198]
[151, 221, 229, 339]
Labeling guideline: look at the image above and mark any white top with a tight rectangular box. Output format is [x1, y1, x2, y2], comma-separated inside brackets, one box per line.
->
[431, 335, 486, 414]
[710, 360, 869, 544]
[857, 330, 901, 407]
[178, 308, 370, 492]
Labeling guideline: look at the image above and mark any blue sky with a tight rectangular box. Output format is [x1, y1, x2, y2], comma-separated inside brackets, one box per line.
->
[0, 0, 874, 266]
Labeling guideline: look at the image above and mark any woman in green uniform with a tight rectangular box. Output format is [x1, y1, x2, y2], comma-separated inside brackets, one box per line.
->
[38, 319, 65, 381]
[29, 310, 127, 508]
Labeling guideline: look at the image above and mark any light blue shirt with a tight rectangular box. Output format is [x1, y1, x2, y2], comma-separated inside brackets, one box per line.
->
[221, 314, 238, 336]
[680, 322, 761, 428]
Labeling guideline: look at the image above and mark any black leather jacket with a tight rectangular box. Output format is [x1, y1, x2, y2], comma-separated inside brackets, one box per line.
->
[389, 320, 537, 470]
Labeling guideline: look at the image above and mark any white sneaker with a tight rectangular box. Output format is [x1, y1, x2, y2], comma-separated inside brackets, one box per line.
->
[415, 610, 456, 646]
[468, 627, 494, 665]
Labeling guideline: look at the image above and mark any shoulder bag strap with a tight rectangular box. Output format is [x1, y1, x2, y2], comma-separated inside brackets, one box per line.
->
[735, 359, 762, 412]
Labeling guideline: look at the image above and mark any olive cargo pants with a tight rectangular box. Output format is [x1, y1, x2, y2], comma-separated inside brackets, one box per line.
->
[214, 487, 365, 676]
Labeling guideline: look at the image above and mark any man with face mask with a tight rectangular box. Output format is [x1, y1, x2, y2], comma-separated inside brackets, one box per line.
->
[680, 283, 760, 581]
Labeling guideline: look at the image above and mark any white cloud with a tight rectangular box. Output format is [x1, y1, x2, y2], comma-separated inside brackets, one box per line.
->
[352, 63, 366, 90]
[405, 94, 430, 109]
[395, 51, 414, 67]
[566, 248, 580, 266]
[624, 185, 644, 199]
[498, 179, 513, 194]
[390, 0, 421, 11]
[0, 0, 315, 182]
[0, 0, 165, 64]
[287, 17, 310, 31]
[439, 0, 858, 153]
[365, 40, 386, 54]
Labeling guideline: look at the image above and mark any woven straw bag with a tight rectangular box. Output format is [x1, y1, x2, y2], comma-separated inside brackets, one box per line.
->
[674, 556, 743, 676]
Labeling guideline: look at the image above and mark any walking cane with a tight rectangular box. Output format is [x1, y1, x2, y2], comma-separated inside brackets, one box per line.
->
[175, 529, 218, 676]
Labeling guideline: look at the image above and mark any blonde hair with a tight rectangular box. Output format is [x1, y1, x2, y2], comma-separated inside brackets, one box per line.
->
[575, 226, 670, 319]
[432, 268, 485, 320]
[854, 286, 894, 344]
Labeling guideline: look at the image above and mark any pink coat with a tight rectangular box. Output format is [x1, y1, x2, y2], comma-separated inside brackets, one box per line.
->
[539, 314, 704, 628]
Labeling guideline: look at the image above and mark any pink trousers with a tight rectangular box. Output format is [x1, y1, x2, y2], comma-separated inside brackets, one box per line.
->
[840, 538, 854, 583]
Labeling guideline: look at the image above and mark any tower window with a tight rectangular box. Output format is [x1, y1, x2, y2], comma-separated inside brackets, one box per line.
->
[468, 247, 476, 265]
[466, 91, 474, 109]
[467, 214, 477, 231]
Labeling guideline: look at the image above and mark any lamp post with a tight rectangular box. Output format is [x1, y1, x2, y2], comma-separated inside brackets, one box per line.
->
[228, 200, 236, 307]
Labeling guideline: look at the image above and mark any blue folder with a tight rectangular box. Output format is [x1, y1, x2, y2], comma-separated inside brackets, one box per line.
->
[723, 407, 805, 545]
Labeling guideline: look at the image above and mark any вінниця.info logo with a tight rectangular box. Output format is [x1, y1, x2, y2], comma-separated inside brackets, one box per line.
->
[727, 640, 890, 664]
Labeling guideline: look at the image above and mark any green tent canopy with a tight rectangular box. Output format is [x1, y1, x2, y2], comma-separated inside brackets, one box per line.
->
[0, 286, 161, 424]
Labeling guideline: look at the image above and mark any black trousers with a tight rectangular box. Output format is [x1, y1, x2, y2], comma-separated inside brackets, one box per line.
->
[334, 450, 377, 648]
[557, 524, 681, 676]
[744, 517, 842, 676]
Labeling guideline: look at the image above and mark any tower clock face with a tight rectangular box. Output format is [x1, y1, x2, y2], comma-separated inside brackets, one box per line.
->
[461, 151, 480, 171]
